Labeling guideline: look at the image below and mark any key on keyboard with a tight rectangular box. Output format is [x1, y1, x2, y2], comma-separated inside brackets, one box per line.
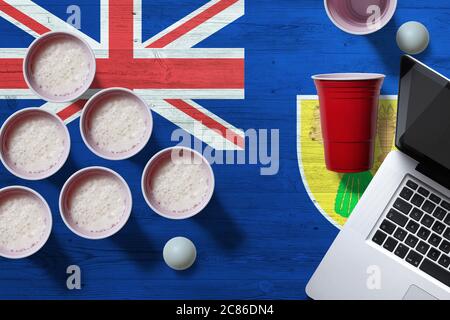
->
[442, 200, 450, 211]
[394, 228, 407, 241]
[383, 237, 398, 252]
[406, 220, 419, 234]
[438, 255, 450, 268]
[427, 248, 440, 261]
[372, 230, 387, 246]
[406, 250, 423, 267]
[400, 187, 414, 201]
[444, 228, 450, 240]
[444, 214, 450, 226]
[428, 234, 442, 247]
[420, 259, 450, 287]
[387, 209, 408, 227]
[411, 194, 425, 207]
[410, 208, 424, 221]
[393, 198, 412, 215]
[432, 221, 445, 234]
[406, 180, 418, 190]
[433, 207, 447, 220]
[417, 241, 430, 255]
[440, 240, 450, 254]
[430, 194, 441, 204]
[418, 187, 430, 197]
[380, 219, 396, 234]
[421, 214, 435, 228]
[418, 227, 431, 240]
[394, 243, 409, 259]
[405, 234, 419, 248]
[422, 200, 436, 214]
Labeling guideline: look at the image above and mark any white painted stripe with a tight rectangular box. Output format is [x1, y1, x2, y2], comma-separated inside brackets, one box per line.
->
[38, 90, 100, 124]
[142, 0, 221, 48]
[39, 101, 71, 114]
[142, 0, 244, 49]
[61, 111, 82, 124]
[148, 99, 244, 150]
[0, 89, 100, 101]
[162, 0, 244, 49]
[134, 0, 142, 49]
[0, 48, 27, 58]
[0, 9, 40, 37]
[0, 48, 108, 59]
[182, 98, 244, 137]
[134, 48, 244, 59]
[0, 89, 244, 101]
[2, 0, 102, 49]
[38, 100, 82, 124]
[380, 95, 398, 100]
[296, 95, 318, 100]
[0, 89, 38, 99]
[91, 49, 108, 58]
[100, 0, 109, 50]
[134, 89, 244, 100]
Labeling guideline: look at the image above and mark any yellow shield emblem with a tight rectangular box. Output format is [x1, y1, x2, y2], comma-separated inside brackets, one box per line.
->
[297, 95, 398, 228]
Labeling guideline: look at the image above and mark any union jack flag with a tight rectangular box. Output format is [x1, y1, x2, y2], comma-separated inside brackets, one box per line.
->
[0, 0, 245, 150]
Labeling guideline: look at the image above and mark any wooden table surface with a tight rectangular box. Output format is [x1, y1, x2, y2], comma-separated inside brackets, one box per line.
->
[0, 0, 448, 299]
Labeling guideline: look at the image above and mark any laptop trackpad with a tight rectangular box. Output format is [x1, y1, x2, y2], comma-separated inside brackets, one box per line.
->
[403, 285, 438, 300]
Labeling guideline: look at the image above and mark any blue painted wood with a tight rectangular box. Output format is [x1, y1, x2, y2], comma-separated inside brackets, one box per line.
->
[0, 0, 448, 299]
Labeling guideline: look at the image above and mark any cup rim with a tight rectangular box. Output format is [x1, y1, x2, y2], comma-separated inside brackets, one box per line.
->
[312, 73, 386, 81]
[79, 87, 153, 161]
[0, 107, 71, 180]
[59, 166, 132, 240]
[324, 0, 398, 35]
[23, 31, 96, 103]
[0, 185, 52, 259]
[141, 146, 215, 220]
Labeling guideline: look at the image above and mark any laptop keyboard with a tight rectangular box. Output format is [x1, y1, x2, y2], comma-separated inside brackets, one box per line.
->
[371, 177, 450, 287]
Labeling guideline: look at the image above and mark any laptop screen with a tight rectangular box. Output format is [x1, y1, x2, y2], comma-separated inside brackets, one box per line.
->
[396, 55, 450, 171]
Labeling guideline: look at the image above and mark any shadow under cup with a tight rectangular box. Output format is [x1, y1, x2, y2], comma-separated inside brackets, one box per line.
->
[325, 0, 397, 34]
[313, 73, 385, 173]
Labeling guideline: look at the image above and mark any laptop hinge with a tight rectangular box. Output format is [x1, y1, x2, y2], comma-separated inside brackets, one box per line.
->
[416, 163, 450, 190]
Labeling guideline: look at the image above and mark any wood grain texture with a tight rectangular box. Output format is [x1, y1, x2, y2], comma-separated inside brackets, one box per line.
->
[0, 0, 448, 299]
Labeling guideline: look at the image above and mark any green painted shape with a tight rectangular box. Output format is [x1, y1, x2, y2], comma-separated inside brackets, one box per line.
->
[334, 171, 373, 218]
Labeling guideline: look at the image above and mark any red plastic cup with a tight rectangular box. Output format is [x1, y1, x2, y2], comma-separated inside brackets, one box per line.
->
[312, 73, 385, 173]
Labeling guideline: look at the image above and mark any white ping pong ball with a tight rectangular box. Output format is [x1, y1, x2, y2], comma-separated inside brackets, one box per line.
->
[396, 21, 430, 55]
[163, 237, 197, 270]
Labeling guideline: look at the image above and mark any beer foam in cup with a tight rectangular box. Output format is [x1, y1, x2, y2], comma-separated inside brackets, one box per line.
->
[59, 167, 132, 239]
[80, 88, 153, 160]
[142, 147, 214, 219]
[0, 108, 70, 180]
[23, 32, 96, 102]
[0, 186, 52, 259]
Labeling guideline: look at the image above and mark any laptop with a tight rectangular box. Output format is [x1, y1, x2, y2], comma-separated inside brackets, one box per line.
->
[306, 55, 450, 300]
